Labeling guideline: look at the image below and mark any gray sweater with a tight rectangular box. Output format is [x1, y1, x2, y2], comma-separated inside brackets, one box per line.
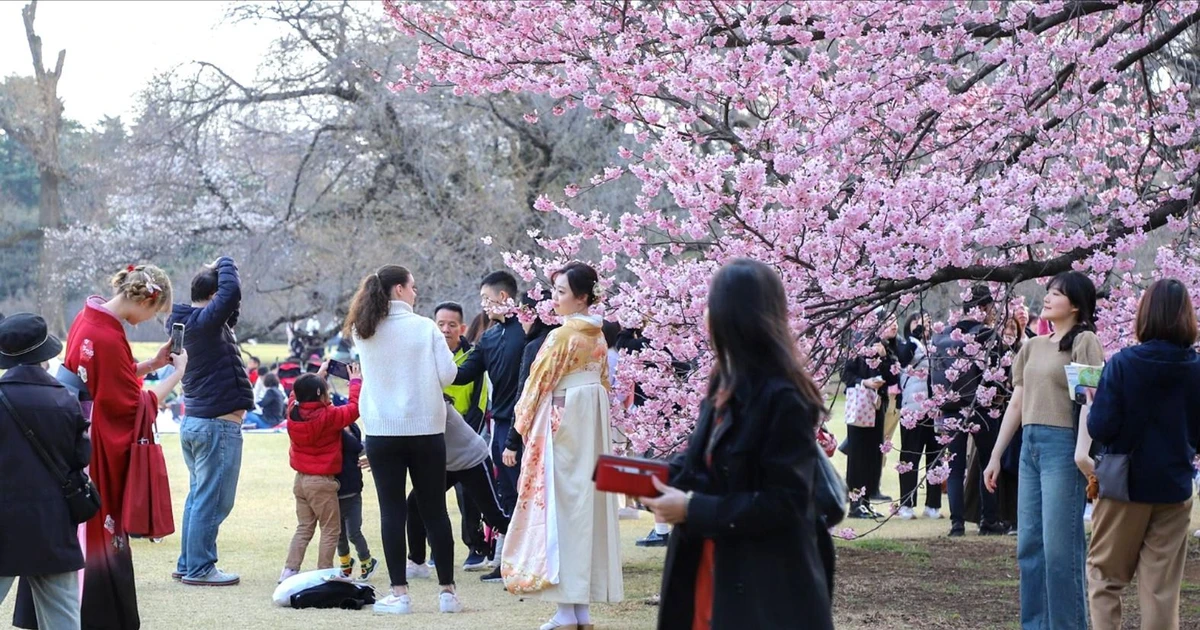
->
[444, 402, 490, 472]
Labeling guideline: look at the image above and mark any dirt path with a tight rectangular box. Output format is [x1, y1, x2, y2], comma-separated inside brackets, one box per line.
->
[833, 536, 1200, 629]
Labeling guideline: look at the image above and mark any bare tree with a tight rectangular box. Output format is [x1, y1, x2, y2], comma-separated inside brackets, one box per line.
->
[0, 0, 67, 333]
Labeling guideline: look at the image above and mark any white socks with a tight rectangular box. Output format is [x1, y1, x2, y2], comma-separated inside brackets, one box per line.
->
[552, 603, 577, 625]
[654, 522, 671, 535]
[574, 604, 591, 624]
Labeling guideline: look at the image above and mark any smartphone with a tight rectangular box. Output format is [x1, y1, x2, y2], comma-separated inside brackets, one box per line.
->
[327, 360, 351, 380]
[170, 323, 185, 355]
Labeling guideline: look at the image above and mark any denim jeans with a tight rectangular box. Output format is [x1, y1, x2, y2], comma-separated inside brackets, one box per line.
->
[177, 416, 244, 579]
[0, 573, 79, 629]
[1018, 425, 1088, 630]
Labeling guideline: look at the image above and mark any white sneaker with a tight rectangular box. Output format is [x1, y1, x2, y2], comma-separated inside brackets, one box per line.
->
[923, 507, 943, 520]
[438, 591, 463, 613]
[406, 561, 431, 580]
[897, 506, 916, 520]
[374, 593, 412, 615]
[1194, 529, 1200, 538]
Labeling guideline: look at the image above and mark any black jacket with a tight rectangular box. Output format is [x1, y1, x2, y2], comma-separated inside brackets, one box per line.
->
[511, 325, 559, 453]
[166, 257, 254, 418]
[337, 423, 364, 497]
[658, 377, 834, 630]
[0, 366, 91, 576]
[842, 335, 899, 413]
[456, 316, 526, 452]
[1088, 340, 1200, 504]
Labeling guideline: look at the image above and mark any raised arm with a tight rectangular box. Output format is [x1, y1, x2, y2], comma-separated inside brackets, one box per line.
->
[194, 257, 242, 330]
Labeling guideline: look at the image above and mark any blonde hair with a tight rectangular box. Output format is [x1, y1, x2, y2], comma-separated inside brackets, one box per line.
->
[110, 264, 173, 311]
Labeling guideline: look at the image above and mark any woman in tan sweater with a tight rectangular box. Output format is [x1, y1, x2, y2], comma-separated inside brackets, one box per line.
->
[984, 271, 1104, 630]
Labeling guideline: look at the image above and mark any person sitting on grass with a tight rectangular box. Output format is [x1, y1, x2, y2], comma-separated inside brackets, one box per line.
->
[279, 363, 362, 583]
[244, 373, 286, 430]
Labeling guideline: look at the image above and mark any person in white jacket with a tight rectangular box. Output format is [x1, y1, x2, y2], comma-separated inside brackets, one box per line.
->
[344, 265, 462, 615]
[896, 311, 944, 520]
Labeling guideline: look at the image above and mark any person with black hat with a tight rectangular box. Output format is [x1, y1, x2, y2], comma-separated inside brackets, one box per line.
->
[930, 284, 1009, 537]
[0, 313, 90, 628]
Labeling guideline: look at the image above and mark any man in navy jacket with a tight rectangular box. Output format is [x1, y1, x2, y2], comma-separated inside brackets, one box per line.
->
[166, 257, 254, 586]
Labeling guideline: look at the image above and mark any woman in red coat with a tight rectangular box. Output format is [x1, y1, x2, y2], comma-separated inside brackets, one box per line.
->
[23, 264, 187, 630]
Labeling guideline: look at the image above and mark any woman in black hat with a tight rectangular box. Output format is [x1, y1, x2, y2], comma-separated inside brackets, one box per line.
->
[0, 313, 89, 628]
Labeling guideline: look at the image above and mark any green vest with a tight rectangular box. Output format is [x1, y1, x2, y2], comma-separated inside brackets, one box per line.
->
[445, 345, 487, 417]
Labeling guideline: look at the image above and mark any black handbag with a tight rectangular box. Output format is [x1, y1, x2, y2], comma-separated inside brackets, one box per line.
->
[1093, 452, 1131, 502]
[0, 388, 101, 524]
[814, 442, 849, 527]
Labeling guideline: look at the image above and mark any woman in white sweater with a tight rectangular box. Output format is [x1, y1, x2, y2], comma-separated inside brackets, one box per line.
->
[345, 265, 461, 615]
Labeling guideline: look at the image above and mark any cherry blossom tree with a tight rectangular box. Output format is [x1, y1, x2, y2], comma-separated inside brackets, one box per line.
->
[385, 0, 1200, 468]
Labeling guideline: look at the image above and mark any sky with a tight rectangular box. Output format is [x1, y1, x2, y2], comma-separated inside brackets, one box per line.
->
[0, 0, 287, 128]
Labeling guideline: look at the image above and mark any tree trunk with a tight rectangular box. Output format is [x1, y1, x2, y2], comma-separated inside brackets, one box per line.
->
[37, 166, 64, 335]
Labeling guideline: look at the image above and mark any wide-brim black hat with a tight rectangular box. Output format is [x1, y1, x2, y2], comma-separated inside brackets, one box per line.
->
[0, 313, 64, 369]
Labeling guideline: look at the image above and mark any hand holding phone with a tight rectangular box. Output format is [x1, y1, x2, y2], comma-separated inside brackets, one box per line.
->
[327, 360, 351, 380]
[170, 323, 185, 355]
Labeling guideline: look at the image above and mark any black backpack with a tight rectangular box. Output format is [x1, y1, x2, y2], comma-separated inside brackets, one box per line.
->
[289, 580, 376, 610]
[929, 323, 988, 413]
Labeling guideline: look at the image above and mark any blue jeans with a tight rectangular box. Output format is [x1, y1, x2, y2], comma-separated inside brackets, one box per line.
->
[242, 412, 276, 429]
[1018, 425, 1088, 629]
[177, 416, 244, 579]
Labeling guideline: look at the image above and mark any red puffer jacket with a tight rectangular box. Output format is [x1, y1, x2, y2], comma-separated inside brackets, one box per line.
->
[288, 379, 361, 475]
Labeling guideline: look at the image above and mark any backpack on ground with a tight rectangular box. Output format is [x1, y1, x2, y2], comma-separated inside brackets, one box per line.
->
[929, 323, 987, 414]
[289, 580, 376, 610]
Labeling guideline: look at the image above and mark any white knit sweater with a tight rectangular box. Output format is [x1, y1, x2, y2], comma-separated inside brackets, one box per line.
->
[354, 301, 457, 436]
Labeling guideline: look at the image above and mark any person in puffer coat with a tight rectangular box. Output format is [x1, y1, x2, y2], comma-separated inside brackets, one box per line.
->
[279, 363, 362, 582]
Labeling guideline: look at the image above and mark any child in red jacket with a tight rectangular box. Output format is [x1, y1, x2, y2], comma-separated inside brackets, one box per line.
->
[279, 362, 362, 583]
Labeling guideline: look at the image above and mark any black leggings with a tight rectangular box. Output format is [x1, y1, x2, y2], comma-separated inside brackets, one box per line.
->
[407, 460, 511, 564]
[845, 402, 886, 506]
[366, 434, 455, 587]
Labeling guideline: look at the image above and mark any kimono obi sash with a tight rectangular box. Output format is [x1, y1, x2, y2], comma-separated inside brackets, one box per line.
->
[556, 371, 601, 392]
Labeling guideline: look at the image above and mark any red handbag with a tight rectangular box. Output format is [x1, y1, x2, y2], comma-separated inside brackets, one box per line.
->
[593, 454, 669, 498]
[122, 401, 175, 538]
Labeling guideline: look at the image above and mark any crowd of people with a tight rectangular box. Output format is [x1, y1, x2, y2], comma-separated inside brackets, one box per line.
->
[2, 252, 1199, 630]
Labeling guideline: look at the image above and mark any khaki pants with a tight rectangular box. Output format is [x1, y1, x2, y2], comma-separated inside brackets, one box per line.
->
[285, 473, 342, 571]
[1087, 497, 1192, 630]
[881, 401, 901, 469]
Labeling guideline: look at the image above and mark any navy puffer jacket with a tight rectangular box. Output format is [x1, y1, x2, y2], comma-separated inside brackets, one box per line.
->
[166, 257, 254, 419]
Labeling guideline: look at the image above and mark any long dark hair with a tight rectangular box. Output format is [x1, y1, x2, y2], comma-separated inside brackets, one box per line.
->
[706, 259, 824, 418]
[343, 265, 411, 340]
[522, 291, 558, 341]
[289, 373, 329, 422]
[1046, 271, 1097, 353]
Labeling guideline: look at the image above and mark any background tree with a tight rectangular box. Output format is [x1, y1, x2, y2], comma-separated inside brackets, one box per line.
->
[0, 0, 68, 333]
[386, 0, 1200, 455]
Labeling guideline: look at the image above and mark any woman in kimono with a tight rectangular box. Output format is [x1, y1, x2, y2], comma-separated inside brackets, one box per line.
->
[502, 261, 623, 630]
[17, 264, 187, 630]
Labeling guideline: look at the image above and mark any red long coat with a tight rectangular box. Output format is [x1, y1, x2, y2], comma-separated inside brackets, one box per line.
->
[64, 296, 153, 629]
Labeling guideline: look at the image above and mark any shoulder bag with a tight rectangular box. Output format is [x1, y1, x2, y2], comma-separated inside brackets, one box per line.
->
[0, 387, 101, 524]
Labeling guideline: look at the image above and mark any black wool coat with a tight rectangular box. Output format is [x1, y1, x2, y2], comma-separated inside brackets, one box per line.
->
[0, 365, 91, 576]
[657, 376, 834, 630]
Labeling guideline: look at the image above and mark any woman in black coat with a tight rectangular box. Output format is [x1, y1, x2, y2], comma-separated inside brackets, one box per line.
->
[642, 260, 833, 630]
[842, 314, 901, 518]
[0, 314, 91, 628]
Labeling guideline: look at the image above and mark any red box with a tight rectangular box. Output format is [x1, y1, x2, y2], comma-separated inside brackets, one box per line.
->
[592, 455, 670, 498]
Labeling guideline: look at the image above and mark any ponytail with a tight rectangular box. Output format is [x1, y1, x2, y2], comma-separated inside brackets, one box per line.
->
[344, 265, 411, 340]
[1057, 321, 1094, 353]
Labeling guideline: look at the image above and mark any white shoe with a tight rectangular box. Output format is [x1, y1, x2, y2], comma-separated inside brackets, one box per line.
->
[438, 591, 463, 613]
[1194, 529, 1200, 538]
[406, 561, 432, 580]
[923, 507, 943, 520]
[374, 593, 412, 615]
[897, 506, 916, 520]
[540, 616, 578, 630]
